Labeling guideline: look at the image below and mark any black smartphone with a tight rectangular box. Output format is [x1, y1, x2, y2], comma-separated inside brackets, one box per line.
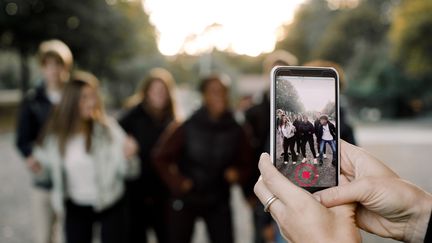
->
[270, 66, 340, 193]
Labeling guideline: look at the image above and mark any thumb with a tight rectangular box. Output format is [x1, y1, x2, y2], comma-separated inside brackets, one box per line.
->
[315, 178, 372, 207]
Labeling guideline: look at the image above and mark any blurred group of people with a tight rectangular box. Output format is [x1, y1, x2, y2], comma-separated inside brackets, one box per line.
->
[276, 112, 337, 166]
[15, 40, 355, 243]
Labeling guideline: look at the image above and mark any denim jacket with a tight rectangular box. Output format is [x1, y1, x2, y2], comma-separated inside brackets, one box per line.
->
[33, 117, 139, 214]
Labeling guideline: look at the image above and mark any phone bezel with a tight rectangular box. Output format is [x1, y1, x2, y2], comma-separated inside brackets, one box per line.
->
[270, 66, 340, 193]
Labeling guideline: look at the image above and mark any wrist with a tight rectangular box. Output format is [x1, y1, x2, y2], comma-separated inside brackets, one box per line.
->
[406, 192, 432, 243]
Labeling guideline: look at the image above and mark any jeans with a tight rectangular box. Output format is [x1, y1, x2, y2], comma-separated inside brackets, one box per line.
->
[319, 140, 336, 161]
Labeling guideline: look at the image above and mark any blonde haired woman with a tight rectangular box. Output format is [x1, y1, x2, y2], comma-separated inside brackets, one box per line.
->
[34, 71, 139, 243]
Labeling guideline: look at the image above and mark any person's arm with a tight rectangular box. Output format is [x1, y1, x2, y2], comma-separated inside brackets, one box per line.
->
[107, 118, 140, 179]
[152, 122, 192, 196]
[15, 97, 43, 173]
[15, 97, 38, 158]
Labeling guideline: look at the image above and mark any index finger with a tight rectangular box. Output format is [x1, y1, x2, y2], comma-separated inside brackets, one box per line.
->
[257, 153, 318, 208]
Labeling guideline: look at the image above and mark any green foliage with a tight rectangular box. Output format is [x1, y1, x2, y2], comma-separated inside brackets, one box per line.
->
[276, 0, 432, 117]
[390, 0, 432, 79]
[0, 0, 162, 104]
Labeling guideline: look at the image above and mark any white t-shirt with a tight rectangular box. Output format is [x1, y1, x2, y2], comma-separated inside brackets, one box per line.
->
[64, 135, 97, 206]
[281, 124, 295, 139]
[322, 124, 334, 141]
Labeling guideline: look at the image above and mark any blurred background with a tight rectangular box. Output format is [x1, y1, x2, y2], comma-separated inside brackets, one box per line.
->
[0, 0, 431, 242]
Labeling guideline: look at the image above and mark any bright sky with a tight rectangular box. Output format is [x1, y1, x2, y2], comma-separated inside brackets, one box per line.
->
[280, 77, 335, 112]
[142, 0, 305, 56]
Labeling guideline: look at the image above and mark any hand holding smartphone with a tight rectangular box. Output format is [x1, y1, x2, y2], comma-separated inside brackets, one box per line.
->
[271, 66, 340, 192]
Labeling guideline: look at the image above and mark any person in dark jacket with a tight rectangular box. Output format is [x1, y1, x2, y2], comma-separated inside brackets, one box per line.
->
[314, 113, 326, 157]
[317, 115, 337, 166]
[243, 50, 298, 243]
[292, 114, 302, 155]
[153, 75, 252, 243]
[15, 39, 73, 243]
[119, 68, 177, 243]
[299, 115, 318, 164]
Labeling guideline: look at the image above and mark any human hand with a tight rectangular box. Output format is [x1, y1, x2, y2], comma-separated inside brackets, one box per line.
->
[124, 135, 138, 160]
[254, 153, 361, 243]
[26, 156, 41, 174]
[315, 140, 432, 243]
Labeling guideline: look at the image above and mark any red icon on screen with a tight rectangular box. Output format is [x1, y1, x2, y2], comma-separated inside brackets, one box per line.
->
[294, 164, 319, 187]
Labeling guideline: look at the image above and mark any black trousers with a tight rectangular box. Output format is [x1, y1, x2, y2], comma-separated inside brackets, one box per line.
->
[167, 198, 233, 243]
[301, 135, 317, 158]
[65, 198, 126, 243]
[283, 136, 297, 162]
[125, 190, 168, 243]
[295, 134, 301, 153]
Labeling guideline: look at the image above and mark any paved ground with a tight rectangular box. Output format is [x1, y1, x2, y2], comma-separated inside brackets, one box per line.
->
[1, 120, 432, 243]
[275, 135, 337, 188]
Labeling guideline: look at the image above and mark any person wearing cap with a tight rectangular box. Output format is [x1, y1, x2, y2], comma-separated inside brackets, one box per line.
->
[153, 75, 252, 243]
[317, 115, 337, 166]
[15, 39, 73, 243]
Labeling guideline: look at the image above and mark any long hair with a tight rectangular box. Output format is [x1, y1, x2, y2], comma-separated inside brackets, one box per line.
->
[38, 71, 106, 156]
[124, 68, 177, 120]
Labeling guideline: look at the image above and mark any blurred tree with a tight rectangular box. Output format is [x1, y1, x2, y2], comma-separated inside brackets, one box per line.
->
[276, 0, 336, 64]
[275, 80, 304, 113]
[390, 0, 432, 80]
[0, 0, 159, 97]
[322, 101, 335, 118]
[313, 2, 388, 64]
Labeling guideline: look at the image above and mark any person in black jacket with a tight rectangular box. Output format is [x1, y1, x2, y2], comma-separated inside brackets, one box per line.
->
[299, 115, 318, 164]
[153, 75, 252, 243]
[119, 68, 177, 243]
[15, 39, 73, 243]
[317, 115, 337, 166]
[314, 113, 326, 158]
[292, 114, 302, 155]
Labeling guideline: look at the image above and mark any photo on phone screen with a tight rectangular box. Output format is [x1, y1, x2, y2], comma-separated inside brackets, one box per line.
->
[272, 67, 339, 192]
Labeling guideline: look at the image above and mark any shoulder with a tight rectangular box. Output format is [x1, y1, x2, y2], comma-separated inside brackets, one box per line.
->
[95, 116, 126, 141]
[119, 104, 144, 122]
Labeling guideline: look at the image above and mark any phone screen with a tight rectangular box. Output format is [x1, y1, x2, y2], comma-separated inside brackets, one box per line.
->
[273, 69, 339, 192]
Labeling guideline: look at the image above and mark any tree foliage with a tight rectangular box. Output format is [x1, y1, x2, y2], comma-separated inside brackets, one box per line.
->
[390, 0, 432, 79]
[276, 80, 304, 114]
[0, 0, 159, 79]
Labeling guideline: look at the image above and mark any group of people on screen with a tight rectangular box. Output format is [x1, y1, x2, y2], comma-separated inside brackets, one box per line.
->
[277, 111, 337, 166]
